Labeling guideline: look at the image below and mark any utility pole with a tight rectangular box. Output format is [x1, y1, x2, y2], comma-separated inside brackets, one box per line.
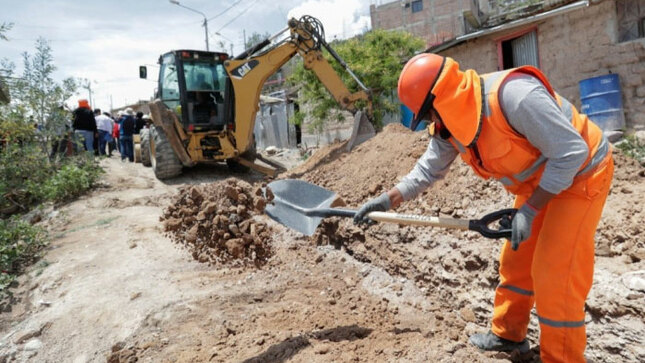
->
[169, 0, 209, 51]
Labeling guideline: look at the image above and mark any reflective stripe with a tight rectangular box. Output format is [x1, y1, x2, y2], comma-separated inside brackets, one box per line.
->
[498, 284, 534, 296]
[576, 135, 609, 177]
[451, 137, 466, 153]
[538, 315, 585, 328]
[559, 96, 574, 121]
[515, 155, 547, 182]
[498, 176, 513, 186]
[482, 71, 506, 117]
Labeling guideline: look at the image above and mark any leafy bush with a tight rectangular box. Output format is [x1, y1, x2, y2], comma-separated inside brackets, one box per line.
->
[0, 142, 53, 212]
[0, 217, 46, 299]
[38, 155, 103, 202]
[0, 141, 103, 212]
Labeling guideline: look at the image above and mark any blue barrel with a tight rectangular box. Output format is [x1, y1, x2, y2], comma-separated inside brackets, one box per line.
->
[579, 74, 625, 131]
[400, 104, 427, 131]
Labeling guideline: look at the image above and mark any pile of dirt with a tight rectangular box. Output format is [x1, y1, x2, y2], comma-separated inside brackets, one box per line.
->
[596, 152, 645, 262]
[161, 178, 273, 266]
[281, 140, 349, 179]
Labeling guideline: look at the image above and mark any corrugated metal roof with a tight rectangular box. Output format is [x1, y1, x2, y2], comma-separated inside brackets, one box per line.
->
[427, 0, 589, 53]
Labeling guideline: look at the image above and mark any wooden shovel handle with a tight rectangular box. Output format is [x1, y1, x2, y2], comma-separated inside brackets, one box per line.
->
[366, 212, 470, 229]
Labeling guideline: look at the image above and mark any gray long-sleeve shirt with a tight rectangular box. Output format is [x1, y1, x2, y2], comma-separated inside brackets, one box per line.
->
[395, 73, 589, 200]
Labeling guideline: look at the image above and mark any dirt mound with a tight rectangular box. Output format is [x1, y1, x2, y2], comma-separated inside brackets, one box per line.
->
[281, 140, 349, 179]
[161, 178, 273, 266]
[596, 150, 645, 261]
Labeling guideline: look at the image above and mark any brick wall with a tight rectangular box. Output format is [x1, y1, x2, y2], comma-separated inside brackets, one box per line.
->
[440, 1, 645, 131]
[370, 0, 472, 47]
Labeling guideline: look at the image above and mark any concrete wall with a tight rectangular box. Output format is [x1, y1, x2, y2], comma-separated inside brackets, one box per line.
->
[440, 1, 645, 131]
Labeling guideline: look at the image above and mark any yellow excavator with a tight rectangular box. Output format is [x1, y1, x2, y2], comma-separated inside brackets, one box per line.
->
[139, 15, 374, 179]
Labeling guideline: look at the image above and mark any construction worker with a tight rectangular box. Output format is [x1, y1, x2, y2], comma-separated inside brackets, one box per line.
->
[355, 54, 613, 363]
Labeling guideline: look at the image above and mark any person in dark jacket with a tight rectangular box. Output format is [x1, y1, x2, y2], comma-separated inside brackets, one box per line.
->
[72, 99, 96, 153]
[118, 108, 136, 162]
[134, 111, 145, 134]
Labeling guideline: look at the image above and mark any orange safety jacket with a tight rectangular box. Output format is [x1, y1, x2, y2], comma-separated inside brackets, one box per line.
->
[445, 66, 610, 196]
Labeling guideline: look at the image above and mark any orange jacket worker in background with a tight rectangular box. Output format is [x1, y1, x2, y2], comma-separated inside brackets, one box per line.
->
[355, 53, 613, 363]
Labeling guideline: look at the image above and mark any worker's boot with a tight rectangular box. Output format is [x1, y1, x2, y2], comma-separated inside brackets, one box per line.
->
[469, 331, 529, 353]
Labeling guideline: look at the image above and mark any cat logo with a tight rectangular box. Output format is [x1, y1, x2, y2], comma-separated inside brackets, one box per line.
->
[231, 60, 259, 79]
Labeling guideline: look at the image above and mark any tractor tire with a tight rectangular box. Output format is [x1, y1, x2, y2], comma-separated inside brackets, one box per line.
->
[140, 128, 151, 167]
[133, 134, 142, 163]
[150, 125, 183, 179]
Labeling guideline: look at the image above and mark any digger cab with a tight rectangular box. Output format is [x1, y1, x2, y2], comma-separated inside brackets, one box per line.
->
[154, 50, 233, 132]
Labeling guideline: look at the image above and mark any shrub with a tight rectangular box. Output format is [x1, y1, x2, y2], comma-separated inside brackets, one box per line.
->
[0, 217, 46, 300]
[38, 155, 103, 202]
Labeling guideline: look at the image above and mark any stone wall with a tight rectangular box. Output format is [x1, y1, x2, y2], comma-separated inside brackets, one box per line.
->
[440, 1, 645, 131]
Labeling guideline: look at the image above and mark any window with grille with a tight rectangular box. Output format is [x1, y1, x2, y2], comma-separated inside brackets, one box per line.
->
[617, 0, 645, 42]
[411, 0, 423, 13]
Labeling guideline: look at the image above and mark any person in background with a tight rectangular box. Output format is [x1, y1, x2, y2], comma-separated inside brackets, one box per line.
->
[94, 108, 113, 156]
[106, 112, 118, 157]
[134, 111, 145, 134]
[118, 108, 135, 162]
[72, 99, 96, 153]
[47, 105, 70, 158]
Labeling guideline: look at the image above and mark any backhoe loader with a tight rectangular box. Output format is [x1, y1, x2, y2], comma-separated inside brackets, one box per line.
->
[138, 15, 374, 179]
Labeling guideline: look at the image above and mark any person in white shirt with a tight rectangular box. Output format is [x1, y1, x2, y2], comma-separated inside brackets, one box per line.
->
[94, 108, 114, 156]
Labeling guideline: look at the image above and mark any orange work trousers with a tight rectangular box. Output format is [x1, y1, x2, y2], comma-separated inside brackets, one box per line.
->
[491, 157, 614, 363]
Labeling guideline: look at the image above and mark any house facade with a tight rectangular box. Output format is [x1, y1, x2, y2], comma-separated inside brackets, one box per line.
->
[371, 0, 645, 131]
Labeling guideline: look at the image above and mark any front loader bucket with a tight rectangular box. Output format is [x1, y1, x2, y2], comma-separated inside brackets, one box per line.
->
[346, 110, 375, 151]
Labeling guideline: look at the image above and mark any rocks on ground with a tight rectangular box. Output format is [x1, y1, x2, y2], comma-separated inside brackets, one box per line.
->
[160, 178, 273, 267]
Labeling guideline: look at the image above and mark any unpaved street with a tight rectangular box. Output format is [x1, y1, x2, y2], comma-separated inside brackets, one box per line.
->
[1, 125, 644, 362]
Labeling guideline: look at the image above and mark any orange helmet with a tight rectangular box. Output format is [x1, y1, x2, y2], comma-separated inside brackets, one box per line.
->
[398, 54, 483, 147]
[398, 53, 445, 131]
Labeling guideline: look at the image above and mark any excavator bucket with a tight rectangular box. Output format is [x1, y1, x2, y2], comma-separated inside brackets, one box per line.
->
[346, 110, 375, 151]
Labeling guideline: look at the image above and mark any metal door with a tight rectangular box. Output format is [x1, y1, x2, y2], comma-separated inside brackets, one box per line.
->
[511, 30, 538, 67]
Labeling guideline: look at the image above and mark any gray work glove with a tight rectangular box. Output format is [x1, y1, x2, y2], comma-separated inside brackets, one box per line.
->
[511, 203, 538, 251]
[354, 193, 391, 225]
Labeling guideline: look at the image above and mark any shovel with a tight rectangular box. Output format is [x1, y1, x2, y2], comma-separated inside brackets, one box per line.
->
[265, 179, 514, 239]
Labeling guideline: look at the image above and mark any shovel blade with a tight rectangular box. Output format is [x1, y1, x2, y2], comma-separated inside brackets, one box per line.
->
[265, 179, 339, 236]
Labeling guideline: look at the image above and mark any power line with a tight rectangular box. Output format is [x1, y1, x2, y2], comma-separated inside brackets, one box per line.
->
[215, 0, 261, 33]
[207, 0, 246, 21]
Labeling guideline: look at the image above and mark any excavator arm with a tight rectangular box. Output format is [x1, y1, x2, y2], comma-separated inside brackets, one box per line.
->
[223, 15, 373, 155]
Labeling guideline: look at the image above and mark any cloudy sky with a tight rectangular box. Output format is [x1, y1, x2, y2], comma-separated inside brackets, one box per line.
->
[1, 0, 374, 111]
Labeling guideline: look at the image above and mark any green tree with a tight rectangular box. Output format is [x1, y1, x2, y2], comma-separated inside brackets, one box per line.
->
[245, 31, 271, 49]
[12, 38, 78, 127]
[288, 29, 425, 131]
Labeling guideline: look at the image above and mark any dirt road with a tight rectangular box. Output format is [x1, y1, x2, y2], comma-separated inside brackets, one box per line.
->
[1, 125, 643, 362]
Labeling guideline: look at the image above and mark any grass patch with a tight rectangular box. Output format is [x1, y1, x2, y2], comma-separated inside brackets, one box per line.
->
[615, 135, 645, 161]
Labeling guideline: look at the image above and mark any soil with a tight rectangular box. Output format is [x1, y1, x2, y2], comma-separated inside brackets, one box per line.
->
[0, 124, 643, 362]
